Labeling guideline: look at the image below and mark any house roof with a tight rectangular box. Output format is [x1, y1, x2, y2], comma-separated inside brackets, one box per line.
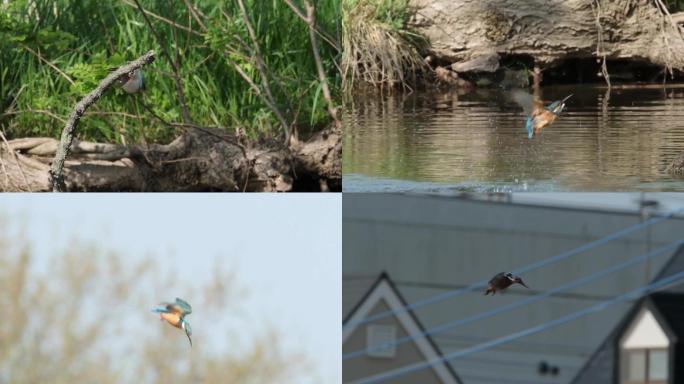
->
[343, 271, 463, 384]
[571, 244, 684, 384]
[648, 293, 684, 342]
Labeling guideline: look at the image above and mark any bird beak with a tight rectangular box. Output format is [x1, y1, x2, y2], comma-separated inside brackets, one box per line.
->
[187, 332, 192, 348]
[519, 280, 529, 288]
[562, 94, 573, 103]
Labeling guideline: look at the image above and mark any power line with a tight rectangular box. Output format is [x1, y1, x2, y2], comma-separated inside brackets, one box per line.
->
[350, 269, 684, 384]
[460, 373, 558, 384]
[344, 238, 684, 360]
[343, 207, 683, 330]
[436, 333, 593, 356]
[456, 354, 580, 369]
[394, 279, 621, 302]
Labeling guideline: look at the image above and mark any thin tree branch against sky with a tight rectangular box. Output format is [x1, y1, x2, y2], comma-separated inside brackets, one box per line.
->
[0, 194, 341, 384]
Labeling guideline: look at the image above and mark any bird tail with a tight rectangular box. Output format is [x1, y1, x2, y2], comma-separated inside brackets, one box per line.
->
[525, 117, 534, 139]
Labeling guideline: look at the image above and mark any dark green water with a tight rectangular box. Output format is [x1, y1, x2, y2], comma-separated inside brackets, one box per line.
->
[343, 85, 684, 192]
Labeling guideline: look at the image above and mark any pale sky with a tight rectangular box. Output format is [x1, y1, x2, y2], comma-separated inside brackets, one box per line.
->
[0, 194, 341, 383]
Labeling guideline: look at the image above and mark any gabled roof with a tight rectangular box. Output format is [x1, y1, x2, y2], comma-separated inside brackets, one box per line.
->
[343, 272, 463, 384]
[571, 244, 684, 384]
[648, 293, 684, 343]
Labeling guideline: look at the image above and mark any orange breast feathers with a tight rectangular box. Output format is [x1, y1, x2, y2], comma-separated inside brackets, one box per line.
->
[160, 312, 182, 328]
[533, 110, 558, 131]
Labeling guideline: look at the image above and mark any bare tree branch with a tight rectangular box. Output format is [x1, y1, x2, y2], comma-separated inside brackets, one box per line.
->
[236, 0, 291, 145]
[301, 0, 340, 129]
[182, 0, 207, 32]
[23, 46, 76, 86]
[282, 0, 341, 52]
[121, 0, 203, 36]
[49, 50, 156, 192]
[132, 0, 193, 124]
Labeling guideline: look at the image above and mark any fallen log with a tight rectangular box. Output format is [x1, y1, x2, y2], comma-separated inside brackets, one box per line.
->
[0, 126, 340, 192]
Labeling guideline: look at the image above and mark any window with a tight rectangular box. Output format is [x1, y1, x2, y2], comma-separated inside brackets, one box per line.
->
[621, 348, 668, 384]
[366, 324, 396, 358]
[648, 350, 668, 382]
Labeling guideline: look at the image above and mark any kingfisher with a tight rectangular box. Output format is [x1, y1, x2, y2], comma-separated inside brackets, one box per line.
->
[151, 297, 193, 347]
[511, 90, 572, 138]
[116, 69, 145, 94]
[484, 272, 529, 295]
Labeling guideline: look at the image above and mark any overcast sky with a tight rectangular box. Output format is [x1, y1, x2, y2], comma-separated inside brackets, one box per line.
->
[0, 194, 341, 383]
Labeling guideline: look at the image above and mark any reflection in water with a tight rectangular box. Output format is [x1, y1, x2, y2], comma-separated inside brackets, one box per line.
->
[343, 85, 684, 192]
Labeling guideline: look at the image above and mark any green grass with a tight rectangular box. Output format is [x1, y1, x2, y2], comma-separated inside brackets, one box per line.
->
[0, 0, 340, 144]
[665, 0, 684, 12]
[341, 0, 425, 91]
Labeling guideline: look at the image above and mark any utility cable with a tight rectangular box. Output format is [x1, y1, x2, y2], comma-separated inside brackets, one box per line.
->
[344, 238, 684, 359]
[351, 269, 684, 384]
[344, 207, 683, 330]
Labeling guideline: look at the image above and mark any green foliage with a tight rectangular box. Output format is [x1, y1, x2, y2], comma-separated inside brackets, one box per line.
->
[343, 0, 410, 31]
[665, 0, 684, 12]
[0, 0, 340, 144]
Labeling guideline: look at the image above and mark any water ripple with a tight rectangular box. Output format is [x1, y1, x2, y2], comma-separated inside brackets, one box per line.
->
[343, 86, 684, 192]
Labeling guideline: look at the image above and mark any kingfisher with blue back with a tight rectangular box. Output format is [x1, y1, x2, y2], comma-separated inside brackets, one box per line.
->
[484, 272, 529, 295]
[116, 68, 145, 94]
[511, 90, 572, 138]
[152, 297, 193, 347]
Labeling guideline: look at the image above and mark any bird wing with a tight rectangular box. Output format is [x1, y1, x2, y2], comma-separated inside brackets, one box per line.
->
[489, 272, 505, 285]
[545, 94, 573, 114]
[509, 89, 540, 116]
[156, 298, 192, 316]
[174, 298, 193, 316]
[525, 117, 534, 138]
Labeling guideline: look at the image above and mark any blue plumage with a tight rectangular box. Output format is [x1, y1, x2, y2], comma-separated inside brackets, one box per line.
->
[121, 69, 145, 94]
[511, 90, 572, 138]
[525, 117, 534, 139]
[151, 297, 193, 347]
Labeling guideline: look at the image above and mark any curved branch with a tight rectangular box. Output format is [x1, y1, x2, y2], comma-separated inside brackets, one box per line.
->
[49, 50, 156, 191]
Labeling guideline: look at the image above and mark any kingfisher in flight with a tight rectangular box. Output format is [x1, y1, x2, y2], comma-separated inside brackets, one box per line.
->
[511, 90, 572, 138]
[485, 272, 529, 295]
[152, 297, 193, 347]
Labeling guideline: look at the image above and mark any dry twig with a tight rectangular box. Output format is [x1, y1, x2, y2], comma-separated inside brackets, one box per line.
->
[284, 0, 340, 130]
[236, 0, 291, 145]
[23, 46, 76, 86]
[132, 0, 192, 124]
[121, 0, 203, 36]
[592, 0, 611, 88]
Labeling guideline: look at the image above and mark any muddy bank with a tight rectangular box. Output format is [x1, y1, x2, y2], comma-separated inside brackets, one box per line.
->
[409, 0, 684, 85]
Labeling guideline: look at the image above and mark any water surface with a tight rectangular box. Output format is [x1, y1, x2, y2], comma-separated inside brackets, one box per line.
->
[343, 85, 684, 192]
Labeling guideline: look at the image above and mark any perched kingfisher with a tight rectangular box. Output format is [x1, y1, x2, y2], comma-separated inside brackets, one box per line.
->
[117, 69, 145, 94]
[151, 297, 193, 347]
[511, 90, 572, 138]
[484, 272, 529, 295]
